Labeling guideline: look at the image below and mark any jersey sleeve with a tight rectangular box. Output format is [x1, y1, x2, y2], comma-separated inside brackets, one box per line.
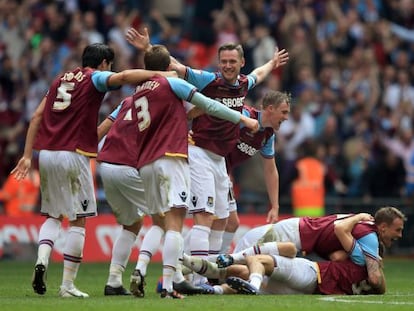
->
[91, 71, 120, 92]
[108, 102, 123, 121]
[356, 233, 380, 261]
[184, 67, 216, 90]
[247, 73, 257, 90]
[348, 240, 366, 265]
[239, 108, 251, 129]
[167, 77, 198, 100]
[260, 134, 275, 158]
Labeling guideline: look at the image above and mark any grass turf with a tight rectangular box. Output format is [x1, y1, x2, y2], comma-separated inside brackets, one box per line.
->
[0, 257, 413, 311]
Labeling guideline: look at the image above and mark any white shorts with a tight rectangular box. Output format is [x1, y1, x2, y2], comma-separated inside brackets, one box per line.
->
[139, 156, 190, 215]
[187, 145, 229, 219]
[39, 150, 97, 221]
[234, 218, 302, 253]
[228, 180, 237, 213]
[99, 162, 148, 226]
[263, 256, 317, 294]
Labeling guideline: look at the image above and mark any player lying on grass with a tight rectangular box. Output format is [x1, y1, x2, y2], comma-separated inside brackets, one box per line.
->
[182, 214, 386, 295]
[216, 208, 403, 291]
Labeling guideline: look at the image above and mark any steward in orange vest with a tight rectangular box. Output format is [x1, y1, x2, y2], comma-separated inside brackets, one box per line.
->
[291, 152, 325, 217]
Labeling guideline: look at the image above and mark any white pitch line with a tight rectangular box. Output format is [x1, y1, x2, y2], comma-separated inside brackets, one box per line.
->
[319, 296, 414, 305]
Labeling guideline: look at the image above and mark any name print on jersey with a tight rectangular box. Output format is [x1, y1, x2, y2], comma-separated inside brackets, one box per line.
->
[135, 80, 160, 93]
[236, 141, 259, 156]
[217, 97, 245, 108]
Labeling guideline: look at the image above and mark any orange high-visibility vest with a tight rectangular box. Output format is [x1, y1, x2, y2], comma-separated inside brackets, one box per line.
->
[0, 170, 40, 217]
[291, 157, 325, 216]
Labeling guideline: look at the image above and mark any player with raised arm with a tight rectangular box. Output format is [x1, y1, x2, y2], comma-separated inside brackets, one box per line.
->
[98, 44, 258, 299]
[11, 43, 175, 298]
[126, 27, 288, 285]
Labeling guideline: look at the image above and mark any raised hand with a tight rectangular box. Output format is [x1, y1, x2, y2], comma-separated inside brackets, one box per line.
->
[126, 27, 151, 51]
[273, 48, 289, 68]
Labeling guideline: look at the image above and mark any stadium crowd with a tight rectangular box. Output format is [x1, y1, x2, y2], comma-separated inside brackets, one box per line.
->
[1, 0, 410, 299]
[1, 0, 414, 216]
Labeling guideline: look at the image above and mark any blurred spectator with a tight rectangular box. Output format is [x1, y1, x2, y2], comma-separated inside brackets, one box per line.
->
[2, 0, 414, 213]
[322, 140, 349, 197]
[0, 165, 40, 217]
[212, 0, 248, 47]
[82, 11, 105, 44]
[278, 100, 315, 194]
[383, 69, 414, 109]
[343, 136, 369, 198]
[361, 148, 406, 201]
[252, 23, 277, 66]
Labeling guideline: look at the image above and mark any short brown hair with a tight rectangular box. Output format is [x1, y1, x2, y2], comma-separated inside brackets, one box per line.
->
[374, 206, 407, 225]
[218, 43, 244, 59]
[261, 91, 291, 109]
[144, 45, 171, 71]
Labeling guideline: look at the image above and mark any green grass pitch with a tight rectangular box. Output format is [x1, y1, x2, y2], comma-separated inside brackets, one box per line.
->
[1, 257, 413, 311]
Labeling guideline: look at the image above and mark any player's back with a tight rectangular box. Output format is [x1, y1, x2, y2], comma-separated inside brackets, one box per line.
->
[35, 68, 106, 155]
[316, 259, 369, 295]
[300, 214, 377, 259]
[133, 76, 188, 168]
[97, 97, 140, 167]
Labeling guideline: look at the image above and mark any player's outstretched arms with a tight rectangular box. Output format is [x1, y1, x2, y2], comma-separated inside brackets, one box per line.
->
[250, 48, 289, 84]
[107, 69, 176, 86]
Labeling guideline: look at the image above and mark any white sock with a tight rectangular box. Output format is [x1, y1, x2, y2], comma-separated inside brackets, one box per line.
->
[189, 225, 210, 285]
[162, 230, 183, 292]
[107, 229, 136, 287]
[36, 218, 61, 267]
[137, 225, 164, 276]
[249, 272, 263, 290]
[107, 264, 125, 288]
[189, 225, 210, 257]
[220, 231, 235, 254]
[260, 242, 280, 256]
[209, 229, 224, 256]
[233, 242, 279, 263]
[213, 285, 224, 294]
[173, 262, 186, 283]
[62, 226, 85, 289]
[182, 253, 221, 279]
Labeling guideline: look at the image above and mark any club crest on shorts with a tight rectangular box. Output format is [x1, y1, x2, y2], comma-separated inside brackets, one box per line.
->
[179, 191, 188, 202]
[207, 196, 214, 207]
